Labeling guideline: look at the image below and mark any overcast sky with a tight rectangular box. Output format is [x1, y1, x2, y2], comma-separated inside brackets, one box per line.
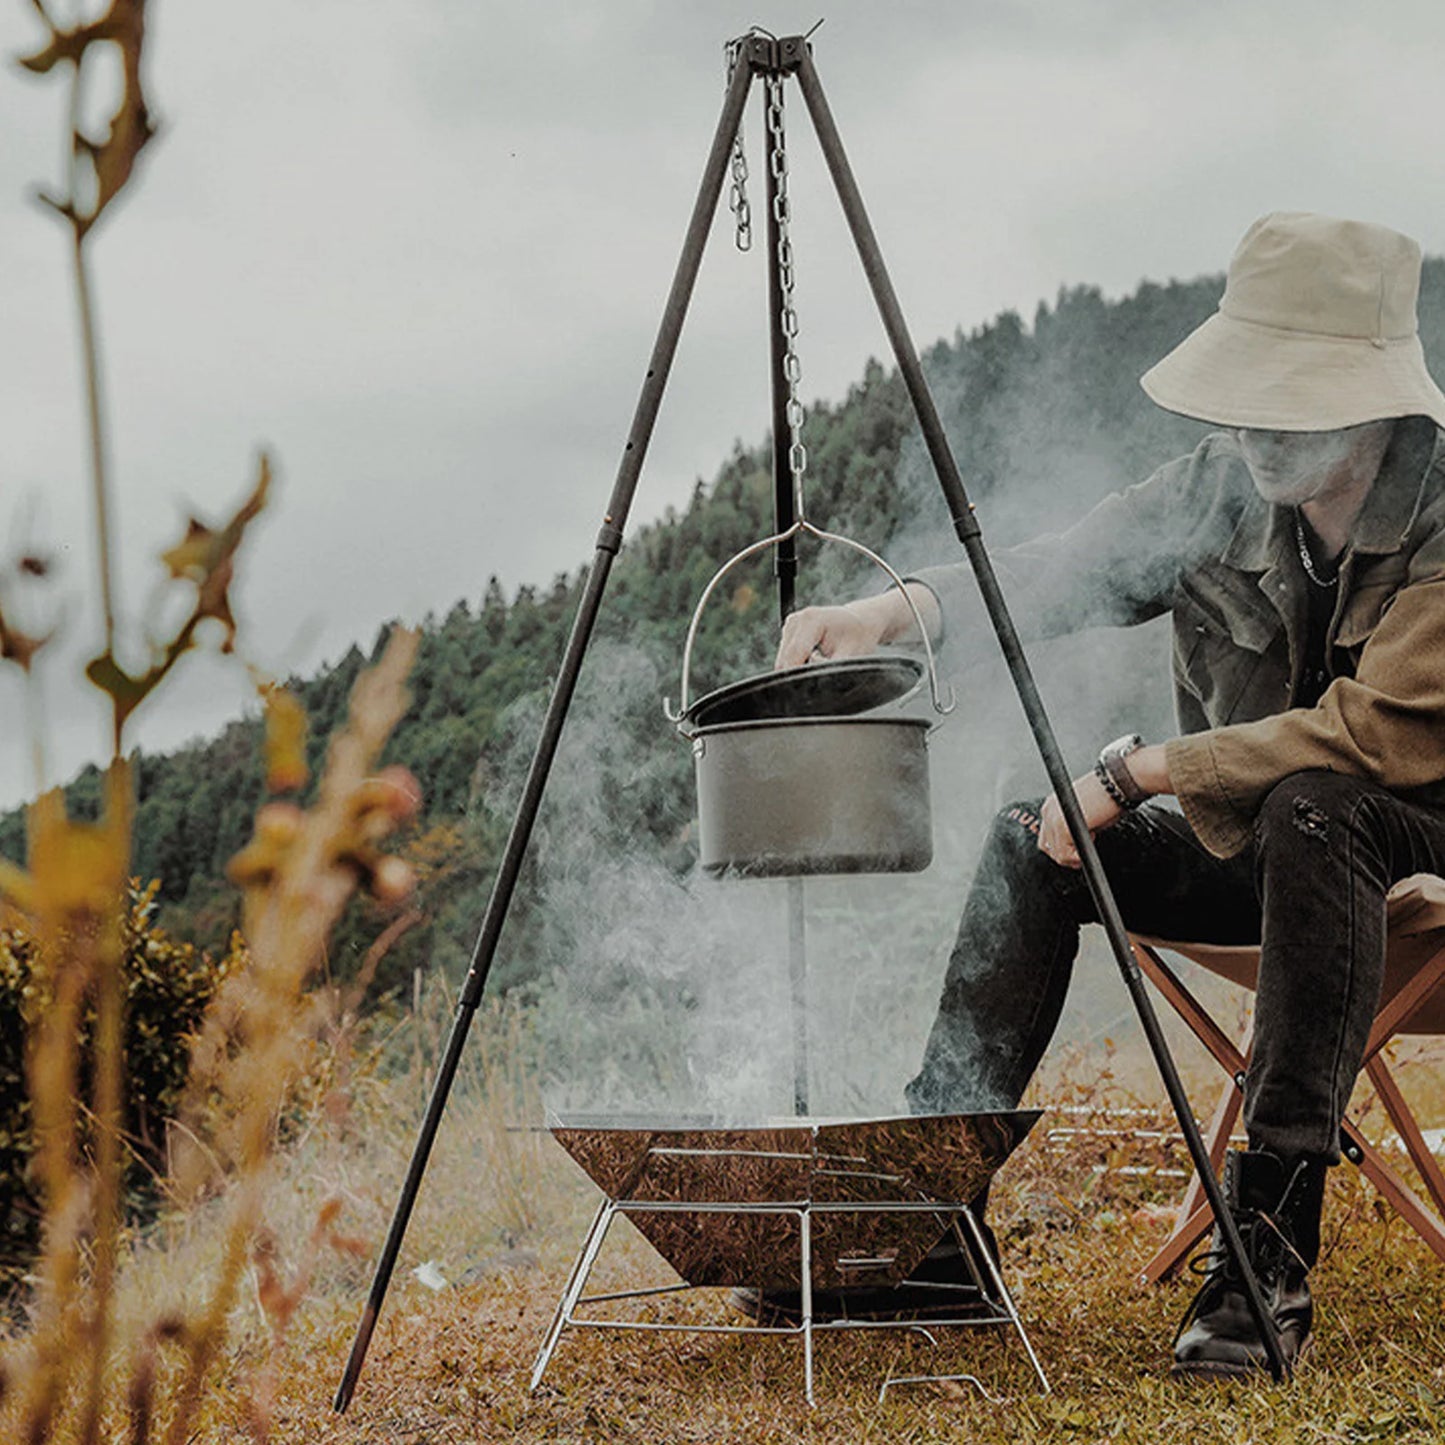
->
[2, 0, 1444, 807]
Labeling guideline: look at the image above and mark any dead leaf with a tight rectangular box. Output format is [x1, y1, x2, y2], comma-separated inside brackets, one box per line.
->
[84, 649, 152, 732]
[87, 455, 272, 732]
[157, 452, 271, 649]
[27, 777, 131, 921]
[262, 685, 308, 792]
[0, 606, 51, 671]
[21, 0, 156, 238]
[159, 518, 216, 581]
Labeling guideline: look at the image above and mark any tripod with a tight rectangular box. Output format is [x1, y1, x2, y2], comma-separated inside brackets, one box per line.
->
[334, 30, 1286, 1410]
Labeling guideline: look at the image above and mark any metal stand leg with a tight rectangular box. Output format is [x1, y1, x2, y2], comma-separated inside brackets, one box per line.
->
[878, 1203, 1049, 1401]
[537, 1191, 1047, 1405]
[799, 1207, 814, 1406]
[961, 1206, 1049, 1395]
[529, 1199, 616, 1392]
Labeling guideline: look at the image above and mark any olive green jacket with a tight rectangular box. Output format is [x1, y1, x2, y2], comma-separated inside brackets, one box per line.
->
[912, 418, 1445, 857]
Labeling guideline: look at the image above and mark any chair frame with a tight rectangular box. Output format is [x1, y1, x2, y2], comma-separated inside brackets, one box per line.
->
[1130, 925, 1445, 1285]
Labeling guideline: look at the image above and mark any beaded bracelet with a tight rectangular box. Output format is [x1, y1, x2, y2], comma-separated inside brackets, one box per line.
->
[1097, 733, 1149, 808]
[1093, 758, 1131, 810]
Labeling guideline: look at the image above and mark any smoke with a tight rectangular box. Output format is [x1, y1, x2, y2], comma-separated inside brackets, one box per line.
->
[478, 303, 1220, 1126]
[486, 635, 974, 1122]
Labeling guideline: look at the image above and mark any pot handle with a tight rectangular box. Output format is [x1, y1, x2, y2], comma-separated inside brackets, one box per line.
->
[664, 518, 956, 724]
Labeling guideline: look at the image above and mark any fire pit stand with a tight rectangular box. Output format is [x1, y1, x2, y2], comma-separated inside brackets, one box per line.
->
[531, 1111, 1048, 1404]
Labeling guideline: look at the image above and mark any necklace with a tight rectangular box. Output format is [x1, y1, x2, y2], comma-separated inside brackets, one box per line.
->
[1293, 508, 1340, 588]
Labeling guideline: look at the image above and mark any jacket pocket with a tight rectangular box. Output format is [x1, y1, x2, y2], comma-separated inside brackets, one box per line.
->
[1335, 560, 1409, 649]
[1172, 588, 1287, 725]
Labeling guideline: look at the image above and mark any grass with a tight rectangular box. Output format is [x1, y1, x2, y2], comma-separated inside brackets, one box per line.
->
[95, 995, 1445, 1444]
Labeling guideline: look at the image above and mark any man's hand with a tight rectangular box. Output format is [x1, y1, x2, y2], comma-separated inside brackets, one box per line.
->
[1037, 741, 1171, 867]
[775, 604, 886, 669]
[774, 584, 943, 669]
[1038, 769, 1124, 868]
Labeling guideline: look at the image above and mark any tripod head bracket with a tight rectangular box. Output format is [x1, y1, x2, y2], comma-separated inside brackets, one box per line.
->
[732, 31, 808, 77]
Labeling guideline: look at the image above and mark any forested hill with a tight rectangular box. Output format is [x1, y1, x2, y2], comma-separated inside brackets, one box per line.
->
[7, 261, 1445, 996]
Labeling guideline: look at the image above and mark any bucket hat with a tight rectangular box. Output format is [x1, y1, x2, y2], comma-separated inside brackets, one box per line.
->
[1140, 212, 1445, 431]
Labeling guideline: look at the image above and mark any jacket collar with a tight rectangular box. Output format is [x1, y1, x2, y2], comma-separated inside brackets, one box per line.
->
[1220, 416, 1441, 572]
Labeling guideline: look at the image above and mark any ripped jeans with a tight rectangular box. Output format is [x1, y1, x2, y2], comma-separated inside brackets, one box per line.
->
[905, 770, 1445, 1162]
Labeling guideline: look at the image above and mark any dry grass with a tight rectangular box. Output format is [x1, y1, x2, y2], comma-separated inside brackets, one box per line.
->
[117, 999, 1445, 1444]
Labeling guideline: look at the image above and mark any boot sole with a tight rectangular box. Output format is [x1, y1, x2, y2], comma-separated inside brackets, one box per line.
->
[1170, 1333, 1312, 1383]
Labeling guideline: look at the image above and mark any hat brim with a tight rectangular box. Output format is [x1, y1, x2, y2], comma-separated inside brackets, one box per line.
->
[1140, 312, 1445, 432]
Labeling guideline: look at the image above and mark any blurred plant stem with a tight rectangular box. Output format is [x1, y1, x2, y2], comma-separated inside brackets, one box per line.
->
[73, 230, 117, 673]
[12, 6, 154, 1440]
[31, 18, 129, 1441]
[6, 10, 423, 1440]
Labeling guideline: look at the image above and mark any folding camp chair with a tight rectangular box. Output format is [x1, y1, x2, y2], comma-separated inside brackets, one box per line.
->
[1129, 873, 1445, 1285]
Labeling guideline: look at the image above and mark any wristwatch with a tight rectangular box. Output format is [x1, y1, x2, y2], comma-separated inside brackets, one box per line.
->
[1094, 733, 1148, 809]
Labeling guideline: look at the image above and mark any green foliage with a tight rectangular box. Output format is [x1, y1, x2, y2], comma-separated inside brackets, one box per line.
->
[0, 883, 232, 1291]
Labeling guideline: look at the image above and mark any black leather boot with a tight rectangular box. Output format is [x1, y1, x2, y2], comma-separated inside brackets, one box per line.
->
[1171, 1149, 1327, 1381]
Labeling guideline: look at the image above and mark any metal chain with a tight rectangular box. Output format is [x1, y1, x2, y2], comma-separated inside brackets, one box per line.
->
[724, 39, 752, 251]
[765, 74, 808, 508]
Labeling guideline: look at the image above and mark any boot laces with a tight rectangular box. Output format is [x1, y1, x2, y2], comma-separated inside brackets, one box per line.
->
[1176, 1207, 1306, 1333]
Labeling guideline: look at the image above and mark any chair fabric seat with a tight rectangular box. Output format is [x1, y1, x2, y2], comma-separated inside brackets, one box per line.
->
[1137, 873, 1445, 1033]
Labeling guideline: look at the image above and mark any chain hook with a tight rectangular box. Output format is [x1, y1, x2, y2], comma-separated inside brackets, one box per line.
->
[765, 73, 808, 522]
[724, 36, 754, 252]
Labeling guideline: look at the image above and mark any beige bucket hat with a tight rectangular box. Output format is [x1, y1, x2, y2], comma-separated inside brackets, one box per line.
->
[1140, 211, 1445, 431]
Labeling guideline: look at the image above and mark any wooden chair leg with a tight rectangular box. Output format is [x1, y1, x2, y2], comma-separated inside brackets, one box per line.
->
[1344, 1119, 1445, 1266]
[1365, 1055, 1445, 1222]
[1140, 1199, 1214, 1286]
[1138, 1078, 1243, 1285]
[1130, 941, 1247, 1077]
[1131, 940, 1251, 1285]
[1365, 942, 1445, 1056]
[1129, 933, 1445, 1282]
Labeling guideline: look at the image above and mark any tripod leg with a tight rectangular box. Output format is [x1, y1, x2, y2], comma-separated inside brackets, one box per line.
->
[791, 49, 1287, 1383]
[332, 55, 759, 1415]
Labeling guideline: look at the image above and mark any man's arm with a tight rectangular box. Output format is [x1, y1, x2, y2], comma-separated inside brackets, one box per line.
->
[776, 435, 1245, 674]
[903, 437, 1243, 654]
[773, 460, 1194, 670]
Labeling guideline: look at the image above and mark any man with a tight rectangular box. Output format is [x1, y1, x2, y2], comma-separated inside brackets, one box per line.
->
[776, 212, 1445, 1377]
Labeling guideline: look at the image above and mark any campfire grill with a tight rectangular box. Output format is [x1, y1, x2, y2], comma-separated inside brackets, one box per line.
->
[531, 1110, 1048, 1403]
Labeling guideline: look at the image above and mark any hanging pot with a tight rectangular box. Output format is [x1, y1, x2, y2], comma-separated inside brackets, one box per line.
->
[667, 520, 952, 878]
[689, 712, 933, 877]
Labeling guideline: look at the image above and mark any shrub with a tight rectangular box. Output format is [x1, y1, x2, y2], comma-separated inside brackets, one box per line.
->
[0, 883, 234, 1292]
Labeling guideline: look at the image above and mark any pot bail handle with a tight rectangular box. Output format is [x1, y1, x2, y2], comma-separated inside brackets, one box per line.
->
[664, 518, 956, 724]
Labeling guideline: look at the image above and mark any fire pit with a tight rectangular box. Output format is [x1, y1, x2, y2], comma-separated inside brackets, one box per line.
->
[531, 1109, 1048, 1402]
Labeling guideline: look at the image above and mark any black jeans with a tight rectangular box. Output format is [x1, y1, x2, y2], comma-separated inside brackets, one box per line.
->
[906, 770, 1445, 1162]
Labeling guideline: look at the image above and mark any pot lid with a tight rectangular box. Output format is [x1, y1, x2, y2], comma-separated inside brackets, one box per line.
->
[682, 655, 924, 730]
